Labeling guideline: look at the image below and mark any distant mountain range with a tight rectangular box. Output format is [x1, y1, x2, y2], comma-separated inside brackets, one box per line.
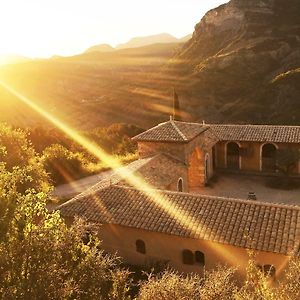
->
[84, 33, 192, 53]
[0, 0, 299, 129]
[85, 44, 115, 53]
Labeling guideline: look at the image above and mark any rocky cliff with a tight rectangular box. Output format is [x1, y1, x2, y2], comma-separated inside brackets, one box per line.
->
[170, 0, 300, 124]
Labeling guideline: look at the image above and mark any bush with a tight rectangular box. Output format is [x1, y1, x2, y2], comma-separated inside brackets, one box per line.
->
[0, 123, 50, 193]
[0, 192, 131, 300]
[41, 144, 91, 185]
[138, 270, 202, 300]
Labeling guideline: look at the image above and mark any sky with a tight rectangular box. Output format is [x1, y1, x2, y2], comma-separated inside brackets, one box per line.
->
[0, 0, 228, 58]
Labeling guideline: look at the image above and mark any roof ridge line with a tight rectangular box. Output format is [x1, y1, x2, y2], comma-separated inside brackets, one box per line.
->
[132, 121, 169, 140]
[209, 124, 300, 128]
[170, 120, 187, 140]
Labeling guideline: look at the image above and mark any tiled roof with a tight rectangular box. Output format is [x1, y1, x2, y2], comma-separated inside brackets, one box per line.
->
[58, 185, 300, 255]
[132, 120, 209, 142]
[133, 121, 300, 144]
[114, 154, 186, 189]
[210, 124, 300, 143]
[69, 154, 185, 199]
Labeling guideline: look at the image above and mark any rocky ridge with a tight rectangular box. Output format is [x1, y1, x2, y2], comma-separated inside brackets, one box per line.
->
[170, 0, 300, 124]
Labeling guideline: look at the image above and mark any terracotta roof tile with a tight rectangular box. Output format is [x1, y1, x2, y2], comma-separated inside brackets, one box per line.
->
[133, 121, 300, 144]
[210, 124, 300, 143]
[132, 120, 209, 142]
[58, 186, 300, 255]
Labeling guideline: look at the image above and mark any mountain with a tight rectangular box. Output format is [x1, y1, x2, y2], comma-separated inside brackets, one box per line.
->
[178, 34, 192, 43]
[0, 0, 299, 129]
[85, 44, 115, 53]
[0, 43, 182, 129]
[116, 33, 178, 49]
[84, 34, 191, 54]
[166, 0, 300, 124]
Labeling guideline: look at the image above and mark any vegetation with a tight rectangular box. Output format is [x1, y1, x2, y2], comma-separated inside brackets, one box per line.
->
[41, 144, 91, 186]
[0, 43, 179, 129]
[0, 122, 141, 187]
[29, 123, 141, 185]
[1, 124, 300, 299]
[0, 191, 131, 299]
[0, 123, 50, 193]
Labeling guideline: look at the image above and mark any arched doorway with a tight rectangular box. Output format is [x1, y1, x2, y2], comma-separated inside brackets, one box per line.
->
[226, 142, 240, 170]
[261, 143, 277, 172]
[177, 178, 183, 192]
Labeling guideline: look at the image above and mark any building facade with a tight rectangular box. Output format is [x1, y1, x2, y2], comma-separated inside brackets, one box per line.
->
[59, 184, 300, 280]
[133, 121, 300, 191]
[58, 120, 300, 279]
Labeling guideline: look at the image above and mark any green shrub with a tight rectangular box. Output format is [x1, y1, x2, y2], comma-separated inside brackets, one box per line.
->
[41, 144, 90, 185]
[0, 123, 50, 193]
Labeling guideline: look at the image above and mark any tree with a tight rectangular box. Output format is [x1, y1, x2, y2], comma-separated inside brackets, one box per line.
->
[172, 89, 181, 121]
[0, 191, 131, 300]
[41, 144, 89, 185]
[0, 123, 50, 193]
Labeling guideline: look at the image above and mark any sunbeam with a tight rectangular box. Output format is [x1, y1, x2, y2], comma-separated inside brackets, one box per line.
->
[0, 79, 250, 270]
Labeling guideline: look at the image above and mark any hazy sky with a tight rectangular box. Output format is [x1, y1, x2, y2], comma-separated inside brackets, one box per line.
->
[0, 0, 228, 58]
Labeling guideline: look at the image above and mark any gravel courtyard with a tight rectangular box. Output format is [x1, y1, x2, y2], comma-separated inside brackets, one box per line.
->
[191, 172, 300, 206]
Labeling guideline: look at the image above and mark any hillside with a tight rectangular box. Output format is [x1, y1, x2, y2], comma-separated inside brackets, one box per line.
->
[0, 0, 299, 129]
[116, 33, 178, 49]
[166, 0, 300, 124]
[85, 44, 115, 53]
[0, 43, 183, 129]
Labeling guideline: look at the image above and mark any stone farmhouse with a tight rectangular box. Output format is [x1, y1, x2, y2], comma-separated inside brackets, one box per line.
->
[58, 120, 300, 280]
[133, 120, 300, 190]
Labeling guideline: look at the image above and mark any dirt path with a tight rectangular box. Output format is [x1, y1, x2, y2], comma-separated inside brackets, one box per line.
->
[52, 169, 114, 200]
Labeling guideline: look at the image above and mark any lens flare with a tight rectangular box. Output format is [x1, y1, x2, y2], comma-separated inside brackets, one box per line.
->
[0, 80, 252, 270]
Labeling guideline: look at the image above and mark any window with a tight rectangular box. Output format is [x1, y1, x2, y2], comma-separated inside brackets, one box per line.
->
[182, 250, 205, 266]
[177, 178, 183, 192]
[195, 251, 205, 266]
[182, 249, 194, 265]
[136, 239, 146, 254]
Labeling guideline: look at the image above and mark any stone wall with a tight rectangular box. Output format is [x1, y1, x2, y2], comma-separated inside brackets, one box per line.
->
[216, 141, 300, 174]
[188, 147, 206, 188]
[98, 223, 288, 281]
[138, 142, 186, 162]
[137, 130, 218, 189]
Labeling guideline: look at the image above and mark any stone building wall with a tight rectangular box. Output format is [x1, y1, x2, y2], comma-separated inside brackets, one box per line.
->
[215, 141, 300, 174]
[98, 223, 288, 281]
[138, 142, 186, 162]
[137, 130, 218, 189]
[188, 147, 206, 188]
